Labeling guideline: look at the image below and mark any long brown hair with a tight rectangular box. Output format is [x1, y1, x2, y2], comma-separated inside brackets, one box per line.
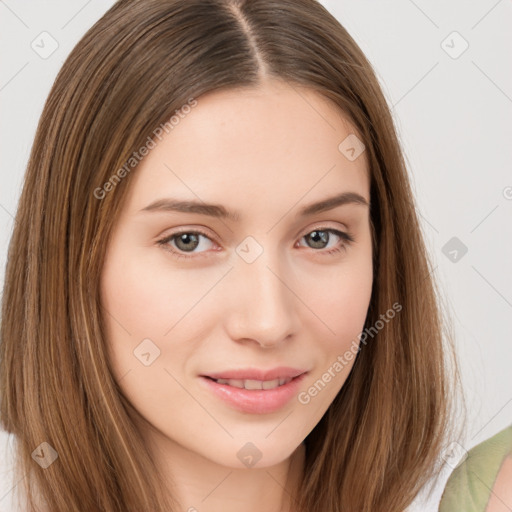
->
[0, 0, 460, 510]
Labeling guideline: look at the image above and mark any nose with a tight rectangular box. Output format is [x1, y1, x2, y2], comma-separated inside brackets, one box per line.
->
[223, 251, 300, 349]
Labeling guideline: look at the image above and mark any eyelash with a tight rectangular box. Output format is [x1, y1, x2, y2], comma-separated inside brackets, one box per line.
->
[157, 227, 355, 261]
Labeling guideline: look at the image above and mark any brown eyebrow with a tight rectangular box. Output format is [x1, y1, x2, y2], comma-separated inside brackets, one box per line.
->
[139, 192, 369, 222]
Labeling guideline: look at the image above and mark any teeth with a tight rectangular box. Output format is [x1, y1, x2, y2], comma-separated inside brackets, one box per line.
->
[216, 378, 244, 388]
[214, 377, 293, 389]
[262, 379, 280, 389]
[245, 379, 264, 390]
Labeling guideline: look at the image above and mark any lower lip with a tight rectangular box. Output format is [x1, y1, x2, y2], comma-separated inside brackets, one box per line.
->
[199, 373, 307, 414]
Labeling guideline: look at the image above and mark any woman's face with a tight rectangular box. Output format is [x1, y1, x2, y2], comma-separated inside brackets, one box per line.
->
[100, 78, 373, 470]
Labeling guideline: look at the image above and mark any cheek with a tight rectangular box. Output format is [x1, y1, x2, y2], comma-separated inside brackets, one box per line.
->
[100, 246, 223, 380]
[101, 246, 215, 336]
[309, 253, 373, 348]
[100, 250, 203, 418]
[294, 260, 373, 413]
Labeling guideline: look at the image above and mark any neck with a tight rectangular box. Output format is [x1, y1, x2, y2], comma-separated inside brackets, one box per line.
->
[145, 427, 306, 512]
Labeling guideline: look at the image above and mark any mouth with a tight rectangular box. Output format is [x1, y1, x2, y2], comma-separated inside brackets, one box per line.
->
[203, 375, 295, 390]
[201, 366, 307, 383]
[198, 368, 309, 414]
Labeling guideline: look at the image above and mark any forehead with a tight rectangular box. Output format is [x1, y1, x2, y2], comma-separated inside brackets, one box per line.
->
[123, 79, 369, 220]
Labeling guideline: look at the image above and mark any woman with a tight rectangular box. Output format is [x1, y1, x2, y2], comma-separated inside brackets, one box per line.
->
[0, 0, 459, 510]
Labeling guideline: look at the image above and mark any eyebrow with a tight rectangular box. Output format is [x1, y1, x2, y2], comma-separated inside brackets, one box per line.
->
[139, 192, 369, 222]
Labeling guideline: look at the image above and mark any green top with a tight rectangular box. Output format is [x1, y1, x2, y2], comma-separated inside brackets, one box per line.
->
[439, 425, 512, 511]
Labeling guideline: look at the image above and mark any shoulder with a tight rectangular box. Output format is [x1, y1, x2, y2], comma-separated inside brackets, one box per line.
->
[485, 452, 512, 511]
[438, 425, 512, 512]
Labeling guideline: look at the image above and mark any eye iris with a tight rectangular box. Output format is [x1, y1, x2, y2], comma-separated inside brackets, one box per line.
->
[175, 233, 199, 252]
[307, 230, 328, 249]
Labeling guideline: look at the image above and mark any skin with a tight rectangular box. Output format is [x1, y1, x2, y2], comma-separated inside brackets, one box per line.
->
[486, 454, 512, 512]
[100, 78, 373, 512]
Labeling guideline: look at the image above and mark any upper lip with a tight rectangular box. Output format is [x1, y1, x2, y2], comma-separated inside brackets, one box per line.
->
[202, 366, 308, 381]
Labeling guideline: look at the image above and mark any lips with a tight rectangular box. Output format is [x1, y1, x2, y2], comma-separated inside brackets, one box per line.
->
[199, 366, 309, 414]
[202, 366, 307, 382]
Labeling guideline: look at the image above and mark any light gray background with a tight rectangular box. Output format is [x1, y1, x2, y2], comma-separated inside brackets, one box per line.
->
[1, 1, 511, 510]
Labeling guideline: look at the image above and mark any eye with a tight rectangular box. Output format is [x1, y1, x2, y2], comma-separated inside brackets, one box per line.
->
[157, 228, 216, 259]
[157, 227, 355, 260]
[296, 228, 355, 256]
